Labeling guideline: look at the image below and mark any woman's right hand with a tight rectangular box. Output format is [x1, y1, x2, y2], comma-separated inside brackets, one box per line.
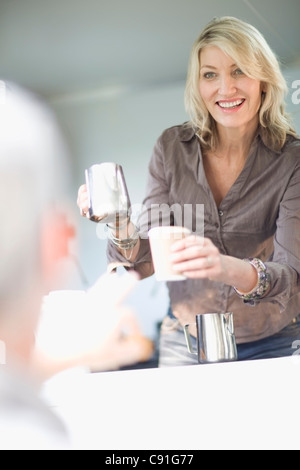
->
[77, 184, 90, 218]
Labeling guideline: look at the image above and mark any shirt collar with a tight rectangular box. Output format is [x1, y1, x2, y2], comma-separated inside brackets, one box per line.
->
[179, 121, 283, 154]
[178, 122, 197, 142]
[257, 126, 282, 154]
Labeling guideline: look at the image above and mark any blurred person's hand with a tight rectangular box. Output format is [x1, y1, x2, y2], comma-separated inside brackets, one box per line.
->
[83, 308, 154, 372]
[84, 270, 154, 371]
[34, 271, 154, 379]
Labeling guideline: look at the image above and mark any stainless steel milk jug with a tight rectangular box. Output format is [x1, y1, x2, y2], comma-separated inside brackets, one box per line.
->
[184, 312, 238, 364]
[85, 162, 131, 224]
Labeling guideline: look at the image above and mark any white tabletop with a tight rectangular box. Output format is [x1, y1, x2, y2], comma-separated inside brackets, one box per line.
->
[42, 356, 300, 450]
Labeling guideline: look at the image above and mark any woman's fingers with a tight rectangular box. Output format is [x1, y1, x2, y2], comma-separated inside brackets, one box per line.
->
[77, 184, 90, 217]
[170, 235, 221, 278]
[170, 235, 211, 262]
[171, 234, 205, 252]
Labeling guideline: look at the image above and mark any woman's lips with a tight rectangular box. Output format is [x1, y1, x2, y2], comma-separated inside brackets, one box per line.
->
[216, 99, 245, 112]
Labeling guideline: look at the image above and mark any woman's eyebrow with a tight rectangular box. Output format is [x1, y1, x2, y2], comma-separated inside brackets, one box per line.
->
[200, 65, 217, 70]
[200, 63, 237, 70]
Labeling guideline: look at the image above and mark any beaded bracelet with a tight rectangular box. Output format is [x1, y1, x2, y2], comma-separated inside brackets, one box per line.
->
[108, 222, 139, 261]
[233, 258, 270, 304]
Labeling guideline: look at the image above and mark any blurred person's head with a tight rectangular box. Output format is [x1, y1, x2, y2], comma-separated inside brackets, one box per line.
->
[184, 16, 296, 151]
[0, 82, 73, 369]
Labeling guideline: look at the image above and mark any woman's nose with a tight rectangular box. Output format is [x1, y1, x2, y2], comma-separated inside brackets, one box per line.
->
[218, 74, 237, 96]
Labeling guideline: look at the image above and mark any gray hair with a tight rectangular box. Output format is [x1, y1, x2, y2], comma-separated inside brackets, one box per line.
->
[0, 83, 71, 302]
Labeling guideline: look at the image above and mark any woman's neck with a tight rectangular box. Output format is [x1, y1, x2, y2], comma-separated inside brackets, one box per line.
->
[203, 122, 259, 207]
[215, 122, 258, 161]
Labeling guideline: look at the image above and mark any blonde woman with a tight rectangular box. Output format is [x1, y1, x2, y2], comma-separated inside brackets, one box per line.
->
[78, 17, 300, 366]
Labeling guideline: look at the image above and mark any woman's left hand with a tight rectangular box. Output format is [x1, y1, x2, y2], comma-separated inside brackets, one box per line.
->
[170, 235, 224, 280]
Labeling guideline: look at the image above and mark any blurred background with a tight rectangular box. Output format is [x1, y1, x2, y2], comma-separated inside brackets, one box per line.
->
[1, 0, 300, 340]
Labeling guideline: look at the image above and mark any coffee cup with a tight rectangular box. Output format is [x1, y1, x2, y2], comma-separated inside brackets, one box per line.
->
[148, 226, 191, 281]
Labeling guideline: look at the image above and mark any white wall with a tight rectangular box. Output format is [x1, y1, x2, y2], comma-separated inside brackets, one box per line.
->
[49, 66, 300, 339]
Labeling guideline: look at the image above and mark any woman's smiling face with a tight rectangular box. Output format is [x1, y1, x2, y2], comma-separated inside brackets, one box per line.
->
[199, 46, 264, 133]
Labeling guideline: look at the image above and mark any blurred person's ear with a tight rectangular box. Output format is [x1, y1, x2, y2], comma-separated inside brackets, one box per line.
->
[40, 208, 75, 288]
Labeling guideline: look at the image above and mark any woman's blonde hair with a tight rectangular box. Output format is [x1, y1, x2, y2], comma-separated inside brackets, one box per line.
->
[184, 16, 296, 151]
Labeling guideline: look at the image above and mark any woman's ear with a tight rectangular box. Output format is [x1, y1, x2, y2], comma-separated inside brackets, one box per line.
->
[261, 82, 267, 94]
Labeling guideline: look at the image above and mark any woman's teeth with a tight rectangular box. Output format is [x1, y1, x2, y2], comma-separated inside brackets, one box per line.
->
[218, 99, 244, 108]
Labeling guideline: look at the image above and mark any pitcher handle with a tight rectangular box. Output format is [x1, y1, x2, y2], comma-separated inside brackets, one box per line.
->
[184, 323, 197, 355]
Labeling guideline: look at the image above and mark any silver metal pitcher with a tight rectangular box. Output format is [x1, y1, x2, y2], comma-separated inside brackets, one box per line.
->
[184, 312, 238, 364]
[85, 162, 131, 224]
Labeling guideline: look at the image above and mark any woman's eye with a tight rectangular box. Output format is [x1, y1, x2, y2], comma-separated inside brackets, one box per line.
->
[233, 68, 244, 76]
[203, 72, 216, 79]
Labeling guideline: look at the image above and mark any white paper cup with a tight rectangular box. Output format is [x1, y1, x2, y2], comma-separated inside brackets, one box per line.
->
[148, 226, 191, 281]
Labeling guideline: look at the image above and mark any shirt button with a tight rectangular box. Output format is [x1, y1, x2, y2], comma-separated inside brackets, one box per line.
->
[218, 210, 224, 217]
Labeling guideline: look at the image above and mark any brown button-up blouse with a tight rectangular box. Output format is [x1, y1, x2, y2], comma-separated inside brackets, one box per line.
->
[107, 123, 300, 343]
